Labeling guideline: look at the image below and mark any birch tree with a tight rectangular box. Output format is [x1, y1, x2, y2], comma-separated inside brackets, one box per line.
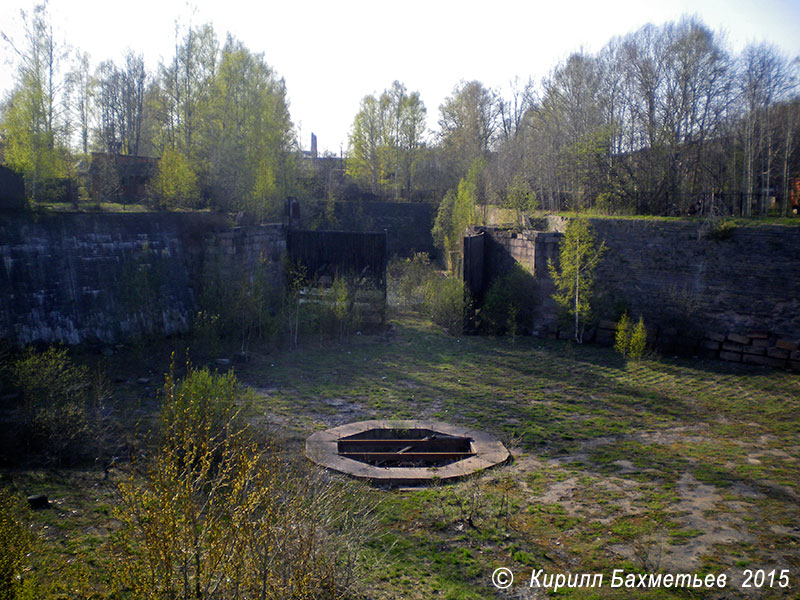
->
[0, 1, 70, 201]
[548, 216, 606, 342]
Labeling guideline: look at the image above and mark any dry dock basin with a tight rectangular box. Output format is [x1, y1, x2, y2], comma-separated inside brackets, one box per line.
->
[305, 419, 510, 486]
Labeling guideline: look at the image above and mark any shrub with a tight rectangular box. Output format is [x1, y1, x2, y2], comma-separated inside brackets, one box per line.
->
[704, 218, 736, 241]
[114, 363, 375, 600]
[387, 254, 470, 334]
[614, 312, 632, 358]
[614, 314, 648, 360]
[330, 276, 364, 339]
[629, 317, 648, 360]
[149, 148, 201, 209]
[388, 252, 435, 310]
[424, 275, 471, 335]
[11, 347, 94, 464]
[198, 253, 287, 352]
[159, 360, 240, 444]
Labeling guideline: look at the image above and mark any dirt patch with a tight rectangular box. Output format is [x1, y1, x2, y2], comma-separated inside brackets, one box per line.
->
[517, 429, 765, 577]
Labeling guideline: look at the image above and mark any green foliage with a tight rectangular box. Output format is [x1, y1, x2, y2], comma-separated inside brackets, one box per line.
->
[564, 127, 614, 210]
[347, 81, 427, 199]
[0, 86, 68, 203]
[594, 186, 635, 215]
[629, 316, 648, 360]
[614, 312, 632, 358]
[704, 218, 736, 241]
[0, 4, 69, 204]
[149, 148, 200, 208]
[114, 363, 372, 600]
[198, 253, 286, 352]
[480, 264, 538, 336]
[438, 80, 497, 180]
[159, 360, 240, 444]
[388, 252, 435, 310]
[503, 175, 537, 225]
[202, 37, 295, 219]
[11, 347, 94, 464]
[331, 277, 353, 338]
[0, 489, 34, 600]
[432, 158, 485, 273]
[424, 275, 470, 335]
[548, 216, 606, 343]
[432, 189, 456, 265]
[347, 95, 390, 194]
[388, 253, 472, 334]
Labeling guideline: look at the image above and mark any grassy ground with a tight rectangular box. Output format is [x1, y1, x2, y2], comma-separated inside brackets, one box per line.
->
[552, 211, 800, 227]
[3, 313, 799, 598]
[32, 201, 213, 213]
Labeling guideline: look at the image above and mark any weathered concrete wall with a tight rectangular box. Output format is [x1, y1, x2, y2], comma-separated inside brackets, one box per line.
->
[0, 212, 286, 346]
[472, 218, 800, 369]
[295, 200, 436, 258]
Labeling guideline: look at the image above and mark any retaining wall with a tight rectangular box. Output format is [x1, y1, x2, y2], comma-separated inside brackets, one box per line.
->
[469, 218, 800, 370]
[0, 212, 285, 346]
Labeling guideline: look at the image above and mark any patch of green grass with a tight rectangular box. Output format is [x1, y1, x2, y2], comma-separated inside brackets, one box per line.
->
[3, 313, 799, 600]
[668, 528, 705, 545]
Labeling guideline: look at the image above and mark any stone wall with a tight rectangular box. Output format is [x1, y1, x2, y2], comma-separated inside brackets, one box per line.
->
[470, 218, 800, 370]
[203, 224, 286, 291]
[0, 212, 286, 346]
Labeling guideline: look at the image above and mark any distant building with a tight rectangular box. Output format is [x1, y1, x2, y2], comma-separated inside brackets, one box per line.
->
[0, 165, 26, 209]
[301, 133, 319, 161]
[89, 153, 158, 203]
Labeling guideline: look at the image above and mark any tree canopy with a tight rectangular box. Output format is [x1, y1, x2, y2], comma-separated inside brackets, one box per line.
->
[0, 8, 797, 223]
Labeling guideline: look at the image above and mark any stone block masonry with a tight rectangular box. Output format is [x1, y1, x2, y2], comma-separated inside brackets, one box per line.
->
[469, 218, 800, 371]
[584, 219, 800, 350]
[0, 212, 285, 346]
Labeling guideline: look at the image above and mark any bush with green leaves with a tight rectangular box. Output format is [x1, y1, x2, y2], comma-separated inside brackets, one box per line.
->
[614, 313, 648, 360]
[387, 252, 436, 310]
[10, 347, 100, 465]
[629, 316, 648, 359]
[149, 148, 201, 209]
[198, 253, 287, 352]
[548, 216, 606, 343]
[614, 312, 632, 358]
[114, 362, 376, 600]
[480, 264, 538, 336]
[424, 275, 471, 335]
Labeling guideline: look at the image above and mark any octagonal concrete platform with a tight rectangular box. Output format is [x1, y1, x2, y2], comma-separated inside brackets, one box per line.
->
[306, 419, 510, 486]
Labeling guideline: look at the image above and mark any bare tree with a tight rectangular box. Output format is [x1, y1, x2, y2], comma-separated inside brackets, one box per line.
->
[94, 52, 146, 156]
[66, 50, 93, 156]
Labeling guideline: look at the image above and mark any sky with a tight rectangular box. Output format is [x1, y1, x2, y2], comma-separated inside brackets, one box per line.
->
[1, 0, 799, 155]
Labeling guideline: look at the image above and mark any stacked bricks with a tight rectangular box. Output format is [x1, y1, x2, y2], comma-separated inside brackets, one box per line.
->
[569, 318, 800, 372]
[708, 332, 800, 370]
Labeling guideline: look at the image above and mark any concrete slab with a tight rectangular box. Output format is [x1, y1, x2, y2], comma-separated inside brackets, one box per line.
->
[306, 420, 509, 486]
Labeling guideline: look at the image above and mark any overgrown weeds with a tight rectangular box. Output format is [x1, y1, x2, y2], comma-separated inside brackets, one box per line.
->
[388, 253, 470, 335]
